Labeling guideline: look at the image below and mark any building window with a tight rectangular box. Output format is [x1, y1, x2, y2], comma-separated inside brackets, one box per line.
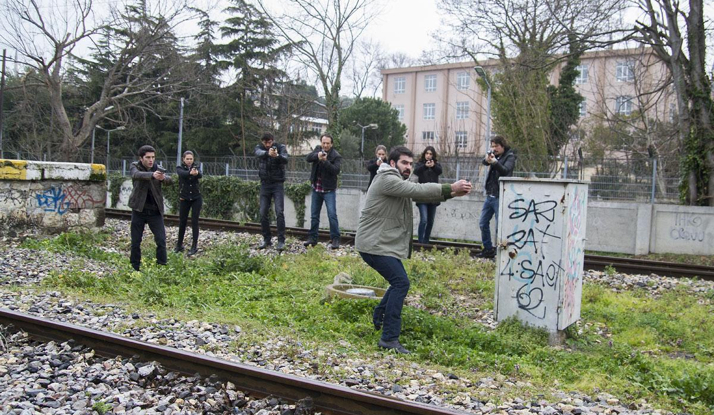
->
[395, 104, 405, 122]
[423, 103, 435, 120]
[457, 72, 469, 90]
[455, 131, 467, 149]
[616, 61, 634, 82]
[425, 74, 437, 92]
[578, 101, 587, 117]
[456, 101, 469, 119]
[615, 96, 633, 116]
[422, 131, 435, 141]
[575, 64, 589, 84]
[394, 76, 405, 94]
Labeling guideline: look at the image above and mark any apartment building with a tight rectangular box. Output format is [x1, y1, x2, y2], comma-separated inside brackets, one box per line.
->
[381, 47, 673, 157]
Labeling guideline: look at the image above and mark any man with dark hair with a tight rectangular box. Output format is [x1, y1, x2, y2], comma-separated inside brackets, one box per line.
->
[356, 146, 472, 353]
[304, 134, 342, 249]
[128, 145, 172, 271]
[479, 135, 516, 258]
[255, 132, 289, 250]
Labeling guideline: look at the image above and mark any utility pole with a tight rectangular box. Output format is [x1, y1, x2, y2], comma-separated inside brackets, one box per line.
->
[0, 49, 7, 159]
[176, 97, 185, 165]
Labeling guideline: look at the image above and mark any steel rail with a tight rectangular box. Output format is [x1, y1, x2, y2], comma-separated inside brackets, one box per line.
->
[0, 308, 468, 415]
[104, 209, 713, 280]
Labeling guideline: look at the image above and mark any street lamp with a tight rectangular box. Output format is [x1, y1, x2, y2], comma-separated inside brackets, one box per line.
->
[357, 123, 378, 158]
[474, 66, 491, 155]
[96, 125, 125, 172]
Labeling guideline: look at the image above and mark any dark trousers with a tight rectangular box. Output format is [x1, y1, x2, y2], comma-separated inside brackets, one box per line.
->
[130, 209, 167, 271]
[309, 190, 339, 240]
[260, 182, 285, 242]
[479, 195, 499, 250]
[178, 196, 203, 247]
[416, 203, 438, 244]
[359, 252, 410, 342]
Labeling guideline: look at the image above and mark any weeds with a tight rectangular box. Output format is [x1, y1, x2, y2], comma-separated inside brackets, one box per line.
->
[24, 231, 714, 414]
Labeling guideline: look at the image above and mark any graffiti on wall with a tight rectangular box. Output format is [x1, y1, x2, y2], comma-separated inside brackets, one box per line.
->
[498, 186, 563, 321]
[669, 213, 707, 243]
[35, 184, 105, 215]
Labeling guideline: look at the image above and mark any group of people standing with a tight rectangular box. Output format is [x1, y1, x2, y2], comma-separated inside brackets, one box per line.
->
[125, 135, 515, 356]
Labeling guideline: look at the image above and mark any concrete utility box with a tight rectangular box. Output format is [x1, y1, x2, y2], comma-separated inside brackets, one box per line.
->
[494, 178, 589, 333]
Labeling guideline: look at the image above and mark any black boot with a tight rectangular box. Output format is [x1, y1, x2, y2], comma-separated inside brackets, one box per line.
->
[174, 244, 184, 253]
[188, 242, 198, 256]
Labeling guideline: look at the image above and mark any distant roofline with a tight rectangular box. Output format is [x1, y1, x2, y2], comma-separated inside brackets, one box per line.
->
[380, 46, 654, 75]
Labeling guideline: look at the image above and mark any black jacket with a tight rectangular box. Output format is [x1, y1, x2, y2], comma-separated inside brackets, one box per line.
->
[413, 161, 443, 184]
[128, 161, 173, 215]
[306, 146, 342, 191]
[254, 143, 288, 183]
[176, 163, 203, 200]
[366, 157, 386, 188]
[483, 148, 516, 197]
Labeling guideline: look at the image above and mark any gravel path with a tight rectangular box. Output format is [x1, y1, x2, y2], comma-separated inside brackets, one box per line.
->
[2, 219, 711, 414]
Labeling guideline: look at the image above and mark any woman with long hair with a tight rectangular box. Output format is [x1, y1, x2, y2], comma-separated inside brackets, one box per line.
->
[175, 150, 203, 255]
[365, 145, 388, 188]
[413, 146, 442, 243]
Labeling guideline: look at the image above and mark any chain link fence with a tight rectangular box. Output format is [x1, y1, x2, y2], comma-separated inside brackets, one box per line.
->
[2, 149, 681, 204]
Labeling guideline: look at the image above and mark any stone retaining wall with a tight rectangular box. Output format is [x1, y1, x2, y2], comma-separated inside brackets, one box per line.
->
[0, 160, 106, 236]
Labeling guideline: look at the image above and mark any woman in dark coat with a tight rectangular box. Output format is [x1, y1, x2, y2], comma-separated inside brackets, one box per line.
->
[413, 146, 442, 244]
[175, 151, 203, 255]
[365, 145, 387, 189]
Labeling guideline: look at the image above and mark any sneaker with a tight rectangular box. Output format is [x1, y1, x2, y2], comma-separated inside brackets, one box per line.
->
[257, 240, 272, 250]
[303, 239, 318, 247]
[276, 241, 285, 251]
[378, 339, 411, 354]
[329, 238, 340, 249]
[479, 247, 496, 258]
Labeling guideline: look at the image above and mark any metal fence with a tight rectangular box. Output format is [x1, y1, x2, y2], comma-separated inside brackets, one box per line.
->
[2, 148, 681, 204]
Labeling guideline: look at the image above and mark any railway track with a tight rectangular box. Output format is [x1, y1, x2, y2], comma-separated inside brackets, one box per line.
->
[105, 208, 714, 281]
[0, 308, 467, 415]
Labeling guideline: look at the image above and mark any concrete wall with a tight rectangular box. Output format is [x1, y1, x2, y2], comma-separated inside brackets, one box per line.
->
[0, 160, 106, 236]
[111, 179, 714, 255]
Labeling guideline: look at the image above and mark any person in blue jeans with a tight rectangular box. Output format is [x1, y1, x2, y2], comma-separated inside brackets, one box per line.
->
[412, 146, 442, 243]
[479, 135, 516, 258]
[304, 134, 342, 249]
[356, 146, 472, 354]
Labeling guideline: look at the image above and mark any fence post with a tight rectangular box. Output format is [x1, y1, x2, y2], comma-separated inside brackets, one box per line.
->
[650, 158, 657, 204]
[226, 163, 229, 176]
[563, 156, 568, 179]
[122, 160, 127, 176]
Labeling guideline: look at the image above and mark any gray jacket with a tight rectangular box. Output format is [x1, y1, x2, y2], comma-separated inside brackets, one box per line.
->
[355, 163, 452, 259]
[128, 161, 173, 215]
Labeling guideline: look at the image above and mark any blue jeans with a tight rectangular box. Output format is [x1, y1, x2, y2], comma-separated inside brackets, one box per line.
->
[416, 203, 437, 243]
[359, 252, 410, 342]
[309, 190, 340, 239]
[260, 182, 285, 242]
[479, 196, 499, 250]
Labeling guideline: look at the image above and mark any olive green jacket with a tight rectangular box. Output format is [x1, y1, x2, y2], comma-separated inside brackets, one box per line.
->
[355, 163, 452, 259]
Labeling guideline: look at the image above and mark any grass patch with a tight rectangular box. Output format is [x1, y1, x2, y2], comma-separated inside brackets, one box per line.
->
[24, 231, 714, 414]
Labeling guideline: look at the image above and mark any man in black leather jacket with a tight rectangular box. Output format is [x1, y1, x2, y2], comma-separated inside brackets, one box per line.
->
[304, 134, 342, 249]
[128, 145, 172, 271]
[479, 136, 516, 258]
[254, 133, 289, 250]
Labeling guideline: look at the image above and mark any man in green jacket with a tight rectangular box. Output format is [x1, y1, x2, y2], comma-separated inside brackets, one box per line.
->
[355, 146, 472, 354]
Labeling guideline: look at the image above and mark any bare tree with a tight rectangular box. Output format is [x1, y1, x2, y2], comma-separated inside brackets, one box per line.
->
[0, 0, 199, 160]
[347, 39, 384, 98]
[633, 0, 713, 205]
[255, 0, 380, 132]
